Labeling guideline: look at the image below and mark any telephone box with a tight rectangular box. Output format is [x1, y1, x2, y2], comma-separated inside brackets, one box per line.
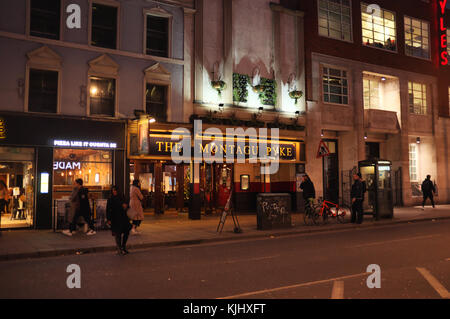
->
[358, 160, 394, 220]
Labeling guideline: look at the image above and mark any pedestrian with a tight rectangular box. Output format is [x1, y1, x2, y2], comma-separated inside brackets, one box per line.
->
[0, 180, 9, 216]
[129, 179, 144, 235]
[421, 175, 436, 209]
[107, 186, 132, 255]
[351, 173, 364, 224]
[63, 179, 96, 236]
[300, 174, 316, 209]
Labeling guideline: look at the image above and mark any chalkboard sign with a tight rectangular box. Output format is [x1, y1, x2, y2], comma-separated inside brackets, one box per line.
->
[256, 194, 292, 230]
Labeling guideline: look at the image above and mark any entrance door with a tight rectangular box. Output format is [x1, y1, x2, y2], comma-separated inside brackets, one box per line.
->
[154, 162, 164, 214]
[323, 140, 339, 204]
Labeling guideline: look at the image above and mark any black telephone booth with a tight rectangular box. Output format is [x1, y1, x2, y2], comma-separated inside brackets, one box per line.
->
[358, 160, 394, 220]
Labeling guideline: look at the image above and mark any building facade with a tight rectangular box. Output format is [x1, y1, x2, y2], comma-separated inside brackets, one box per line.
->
[0, 0, 195, 229]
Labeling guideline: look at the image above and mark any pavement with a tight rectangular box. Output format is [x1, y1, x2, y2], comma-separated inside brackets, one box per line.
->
[0, 205, 449, 262]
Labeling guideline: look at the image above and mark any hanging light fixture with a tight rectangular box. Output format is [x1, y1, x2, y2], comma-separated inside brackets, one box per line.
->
[416, 137, 421, 144]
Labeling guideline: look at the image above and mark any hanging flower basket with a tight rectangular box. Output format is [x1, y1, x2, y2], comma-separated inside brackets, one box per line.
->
[252, 84, 265, 93]
[211, 80, 226, 97]
[289, 90, 303, 104]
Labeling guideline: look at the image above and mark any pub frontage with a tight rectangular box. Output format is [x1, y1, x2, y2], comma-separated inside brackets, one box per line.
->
[127, 117, 306, 219]
[0, 112, 126, 230]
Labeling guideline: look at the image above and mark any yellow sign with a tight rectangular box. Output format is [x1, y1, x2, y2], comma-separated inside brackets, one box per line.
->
[0, 118, 6, 139]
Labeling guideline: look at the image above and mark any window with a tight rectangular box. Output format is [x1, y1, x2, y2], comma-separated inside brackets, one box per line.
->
[29, 0, 61, 40]
[89, 76, 116, 117]
[146, 15, 169, 57]
[146, 83, 168, 122]
[322, 67, 348, 104]
[91, 3, 118, 49]
[361, 3, 396, 51]
[447, 29, 450, 65]
[363, 79, 380, 109]
[404, 17, 430, 59]
[408, 82, 427, 115]
[28, 69, 58, 113]
[318, 0, 352, 42]
[409, 143, 418, 182]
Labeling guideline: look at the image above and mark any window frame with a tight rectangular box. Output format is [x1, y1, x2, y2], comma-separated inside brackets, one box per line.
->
[363, 77, 381, 109]
[360, 2, 398, 54]
[143, 8, 173, 58]
[26, 0, 64, 41]
[88, 0, 121, 50]
[321, 65, 350, 106]
[408, 81, 428, 115]
[143, 63, 172, 122]
[317, 0, 353, 43]
[404, 16, 431, 61]
[145, 83, 169, 123]
[409, 143, 419, 182]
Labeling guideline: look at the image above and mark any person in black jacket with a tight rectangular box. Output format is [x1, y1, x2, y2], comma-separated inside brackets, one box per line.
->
[421, 175, 436, 209]
[300, 175, 316, 208]
[351, 173, 364, 224]
[107, 186, 132, 255]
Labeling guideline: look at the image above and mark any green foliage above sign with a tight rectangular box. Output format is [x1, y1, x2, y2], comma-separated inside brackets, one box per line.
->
[233, 73, 250, 103]
[232, 73, 277, 106]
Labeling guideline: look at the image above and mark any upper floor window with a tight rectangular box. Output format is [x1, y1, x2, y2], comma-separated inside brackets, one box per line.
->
[29, 0, 61, 40]
[408, 82, 427, 115]
[322, 67, 349, 104]
[146, 83, 168, 122]
[146, 15, 169, 57]
[318, 0, 352, 42]
[363, 78, 380, 109]
[91, 3, 118, 49]
[89, 76, 116, 117]
[28, 69, 58, 113]
[361, 3, 396, 52]
[404, 17, 430, 59]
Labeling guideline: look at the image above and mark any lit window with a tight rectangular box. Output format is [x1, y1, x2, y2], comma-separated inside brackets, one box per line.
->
[447, 29, 450, 65]
[322, 67, 349, 105]
[409, 143, 418, 182]
[89, 76, 116, 117]
[361, 3, 396, 51]
[318, 0, 352, 42]
[146, 83, 168, 122]
[363, 78, 380, 109]
[404, 17, 430, 59]
[408, 82, 427, 115]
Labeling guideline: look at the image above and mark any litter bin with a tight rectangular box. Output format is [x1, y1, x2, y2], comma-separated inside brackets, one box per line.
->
[256, 193, 292, 230]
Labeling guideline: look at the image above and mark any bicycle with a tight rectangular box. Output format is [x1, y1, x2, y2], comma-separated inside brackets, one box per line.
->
[316, 198, 350, 225]
[303, 198, 320, 226]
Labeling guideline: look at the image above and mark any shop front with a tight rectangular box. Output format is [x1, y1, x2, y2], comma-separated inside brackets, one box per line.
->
[127, 120, 306, 218]
[0, 112, 126, 230]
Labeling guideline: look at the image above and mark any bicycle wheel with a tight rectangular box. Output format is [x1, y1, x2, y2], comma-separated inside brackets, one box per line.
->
[337, 205, 350, 224]
[312, 206, 322, 225]
[322, 208, 330, 225]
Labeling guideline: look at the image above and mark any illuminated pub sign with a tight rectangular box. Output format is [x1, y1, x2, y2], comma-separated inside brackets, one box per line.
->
[140, 134, 305, 163]
[0, 118, 6, 139]
[439, 0, 448, 65]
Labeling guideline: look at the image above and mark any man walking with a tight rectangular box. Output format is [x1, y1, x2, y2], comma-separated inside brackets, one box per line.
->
[421, 175, 436, 209]
[63, 179, 96, 236]
[351, 173, 364, 224]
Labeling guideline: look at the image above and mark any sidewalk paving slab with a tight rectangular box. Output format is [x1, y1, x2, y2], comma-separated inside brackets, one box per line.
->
[0, 205, 449, 262]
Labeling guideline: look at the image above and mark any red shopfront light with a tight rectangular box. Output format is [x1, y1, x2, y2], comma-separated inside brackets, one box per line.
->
[439, 0, 448, 65]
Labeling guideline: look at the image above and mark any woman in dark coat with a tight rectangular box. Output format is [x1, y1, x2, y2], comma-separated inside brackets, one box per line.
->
[107, 186, 132, 255]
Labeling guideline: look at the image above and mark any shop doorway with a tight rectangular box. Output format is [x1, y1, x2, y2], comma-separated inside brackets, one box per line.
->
[0, 147, 36, 229]
[199, 163, 233, 215]
[131, 161, 189, 214]
[323, 140, 339, 204]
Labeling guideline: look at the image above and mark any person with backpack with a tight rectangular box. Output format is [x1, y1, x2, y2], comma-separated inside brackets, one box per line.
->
[421, 175, 436, 209]
[63, 179, 96, 236]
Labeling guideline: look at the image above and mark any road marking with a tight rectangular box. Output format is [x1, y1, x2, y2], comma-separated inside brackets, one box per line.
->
[349, 235, 440, 248]
[218, 272, 369, 299]
[223, 255, 280, 264]
[416, 267, 450, 299]
[331, 281, 344, 299]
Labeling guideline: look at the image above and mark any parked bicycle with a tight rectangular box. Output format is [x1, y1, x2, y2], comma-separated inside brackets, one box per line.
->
[303, 198, 320, 226]
[316, 198, 350, 225]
